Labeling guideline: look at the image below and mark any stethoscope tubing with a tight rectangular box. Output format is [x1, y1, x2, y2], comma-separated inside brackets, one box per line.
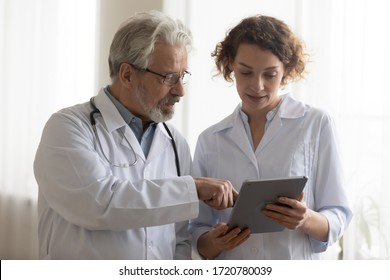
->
[89, 97, 181, 176]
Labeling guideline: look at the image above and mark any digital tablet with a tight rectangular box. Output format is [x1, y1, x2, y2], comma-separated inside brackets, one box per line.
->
[227, 176, 308, 234]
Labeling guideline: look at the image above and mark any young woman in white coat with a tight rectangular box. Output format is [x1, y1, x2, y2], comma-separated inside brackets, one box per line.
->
[189, 15, 352, 260]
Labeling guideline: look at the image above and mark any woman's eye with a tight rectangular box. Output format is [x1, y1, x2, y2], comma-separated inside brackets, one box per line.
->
[240, 71, 252, 76]
[264, 72, 277, 79]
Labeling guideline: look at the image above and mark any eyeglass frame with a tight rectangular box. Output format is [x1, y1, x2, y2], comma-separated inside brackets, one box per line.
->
[129, 64, 191, 86]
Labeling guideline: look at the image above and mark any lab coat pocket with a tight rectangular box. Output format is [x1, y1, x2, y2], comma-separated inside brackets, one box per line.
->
[291, 139, 315, 207]
[291, 140, 314, 177]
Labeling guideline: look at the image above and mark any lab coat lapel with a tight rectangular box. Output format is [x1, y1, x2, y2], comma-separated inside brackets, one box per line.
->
[256, 113, 282, 153]
[146, 123, 171, 163]
[223, 106, 258, 167]
[121, 126, 145, 161]
[93, 88, 146, 161]
[256, 93, 306, 153]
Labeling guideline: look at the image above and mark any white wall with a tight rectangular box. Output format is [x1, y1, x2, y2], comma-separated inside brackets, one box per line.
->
[95, 0, 191, 137]
[96, 0, 164, 91]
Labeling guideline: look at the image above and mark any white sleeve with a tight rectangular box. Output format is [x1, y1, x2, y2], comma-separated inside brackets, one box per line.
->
[174, 220, 191, 259]
[310, 115, 353, 252]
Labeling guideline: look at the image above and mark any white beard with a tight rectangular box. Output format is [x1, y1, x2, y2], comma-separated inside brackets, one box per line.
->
[135, 84, 179, 123]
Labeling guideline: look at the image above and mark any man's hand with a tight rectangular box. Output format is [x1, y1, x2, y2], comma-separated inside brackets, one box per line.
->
[194, 177, 238, 210]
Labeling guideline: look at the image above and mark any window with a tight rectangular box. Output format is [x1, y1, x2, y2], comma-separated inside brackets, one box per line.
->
[0, 0, 97, 259]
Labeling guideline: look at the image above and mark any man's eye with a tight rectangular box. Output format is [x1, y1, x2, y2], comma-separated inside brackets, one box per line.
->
[166, 74, 177, 81]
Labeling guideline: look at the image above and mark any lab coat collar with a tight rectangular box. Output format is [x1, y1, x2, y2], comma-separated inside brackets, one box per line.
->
[93, 88, 146, 160]
[209, 93, 307, 163]
[146, 123, 173, 164]
[210, 106, 257, 166]
[213, 93, 307, 132]
[92, 88, 174, 162]
[94, 88, 128, 134]
[278, 93, 307, 119]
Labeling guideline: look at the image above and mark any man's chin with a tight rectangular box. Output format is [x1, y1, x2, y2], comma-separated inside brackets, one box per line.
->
[150, 109, 174, 123]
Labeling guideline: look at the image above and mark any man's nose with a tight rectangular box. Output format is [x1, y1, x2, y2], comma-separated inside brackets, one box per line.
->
[170, 79, 185, 97]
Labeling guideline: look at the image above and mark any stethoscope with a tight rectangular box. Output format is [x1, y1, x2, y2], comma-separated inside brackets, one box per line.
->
[89, 97, 181, 176]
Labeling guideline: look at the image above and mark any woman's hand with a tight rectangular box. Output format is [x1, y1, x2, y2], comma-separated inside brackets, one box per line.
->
[262, 192, 329, 241]
[262, 192, 309, 230]
[197, 222, 251, 259]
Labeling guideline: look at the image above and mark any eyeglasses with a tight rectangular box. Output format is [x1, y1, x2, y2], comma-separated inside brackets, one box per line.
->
[144, 68, 191, 86]
[129, 63, 191, 86]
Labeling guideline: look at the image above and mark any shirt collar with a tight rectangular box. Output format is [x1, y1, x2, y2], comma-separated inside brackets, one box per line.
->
[104, 86, 137, 125]
[103, 86, 156, 143]
[239, 96, 284, 127]
[214, 93, 307, 133]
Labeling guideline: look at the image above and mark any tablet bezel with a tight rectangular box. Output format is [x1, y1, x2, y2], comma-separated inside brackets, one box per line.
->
[227, 176, 308, 234]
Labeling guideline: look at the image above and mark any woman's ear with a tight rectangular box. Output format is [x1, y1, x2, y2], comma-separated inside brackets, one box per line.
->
[228, 60, 234, 72]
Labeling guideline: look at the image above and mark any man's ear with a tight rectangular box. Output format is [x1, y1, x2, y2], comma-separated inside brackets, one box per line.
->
[118, 63, 133, 88]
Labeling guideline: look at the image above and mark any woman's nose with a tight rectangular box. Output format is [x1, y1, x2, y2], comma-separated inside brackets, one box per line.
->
[253, 76, 265, 91]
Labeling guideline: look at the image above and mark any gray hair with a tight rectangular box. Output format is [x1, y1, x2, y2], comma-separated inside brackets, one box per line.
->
[108, 10, 193, 79]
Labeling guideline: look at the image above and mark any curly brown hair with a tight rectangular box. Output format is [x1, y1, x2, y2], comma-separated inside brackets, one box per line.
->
[212, 15, 308, 86]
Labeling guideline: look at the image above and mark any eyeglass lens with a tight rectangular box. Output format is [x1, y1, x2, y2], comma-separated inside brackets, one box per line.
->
[165, 72, 191, 85]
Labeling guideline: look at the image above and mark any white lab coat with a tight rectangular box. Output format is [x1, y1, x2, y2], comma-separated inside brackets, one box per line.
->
[34, 88, 199, 259]
[189, 93, 352, 260]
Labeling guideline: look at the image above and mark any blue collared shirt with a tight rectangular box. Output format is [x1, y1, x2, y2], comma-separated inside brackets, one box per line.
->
[239, 96, 284, 149]
[104, 87, 156, 158]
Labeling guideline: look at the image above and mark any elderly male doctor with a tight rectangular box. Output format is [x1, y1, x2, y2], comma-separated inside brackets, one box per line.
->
[34, 11, 237, 260]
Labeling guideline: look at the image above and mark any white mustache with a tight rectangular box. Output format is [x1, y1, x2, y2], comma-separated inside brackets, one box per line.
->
[161, 96, 180, 105]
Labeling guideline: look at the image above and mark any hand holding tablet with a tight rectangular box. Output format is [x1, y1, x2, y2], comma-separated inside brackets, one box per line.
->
[227, 176, 308, 233]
